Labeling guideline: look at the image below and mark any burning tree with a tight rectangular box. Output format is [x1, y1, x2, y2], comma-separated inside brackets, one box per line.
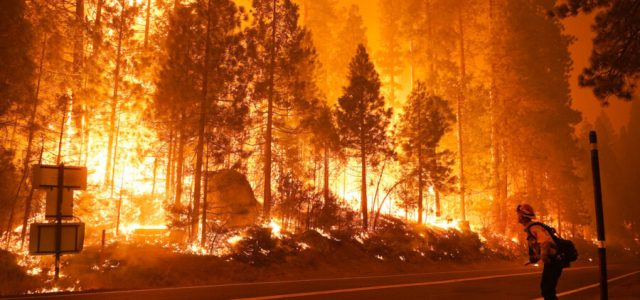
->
[0, 0, 635, 269]
[247, 0, 321, 220]
[336, 44, 392, 230]
[156, 0, 248, 241]
[490, 0, 583, 235]
[397, 81, 456, 224]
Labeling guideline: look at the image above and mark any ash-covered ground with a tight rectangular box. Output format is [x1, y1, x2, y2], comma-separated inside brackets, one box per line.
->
[2, 216, 637, 296]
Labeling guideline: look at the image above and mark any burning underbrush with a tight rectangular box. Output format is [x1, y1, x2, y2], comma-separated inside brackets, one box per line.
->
[3, 216, 639, 296]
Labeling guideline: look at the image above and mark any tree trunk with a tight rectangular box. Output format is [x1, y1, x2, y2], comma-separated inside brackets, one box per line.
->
[73, 0, 84, 77]
[110, 119, 120, 198]
[435, 190, 441, 217]
[418, 146, 424, 224]
[192, 0, 212, 241]
[95, 0, 102, 27]
[372, 161, 385, 208]
[57, 97, 68, 164]
[360, 141, 369, 231]
[115, 173, 125, 237]
[175, 130, 185, 207]
[489, 0, 507, 235]
[144, 0, 151, 49]
[373, 179, 403, 230]
[151, 157, 157, 197]
[18, 35, 47, 248]
[360, 143, 368, 230]
[73, 0, 84, 160]
[201, 143, 209, 248]
[457, 5, 467, 222]
[360, 86, 368, 230]
[263, 0, 277, 220]
[21, 139, 45, 248]
[166, 125, 174, 203]
[105, 2, 125, 187]
[323, 144, 330, 204]
[342, 162, 346, 199]
[499, 144, 508, 233]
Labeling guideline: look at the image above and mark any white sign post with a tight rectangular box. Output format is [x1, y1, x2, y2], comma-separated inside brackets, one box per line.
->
[45, 188, 73, 220]
[32, 164, 87, 189]
[29, 164, 87, 280]
[29, 223, 85, 254]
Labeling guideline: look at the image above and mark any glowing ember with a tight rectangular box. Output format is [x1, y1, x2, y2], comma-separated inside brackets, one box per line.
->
[314, 229, 341, 241]
[268, 220, 282, 238]
[297, 242, 311, 250]
[26, 267, 42, 276]
[187, 244, 208, 256]
[227, 235, 243, 245]
[424, 217, 460, 231]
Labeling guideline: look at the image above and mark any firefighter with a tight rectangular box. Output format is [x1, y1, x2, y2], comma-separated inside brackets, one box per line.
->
[517, 204, 563, 300]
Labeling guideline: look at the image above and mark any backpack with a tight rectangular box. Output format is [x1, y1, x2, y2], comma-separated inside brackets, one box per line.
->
[526, 222, 578, 265]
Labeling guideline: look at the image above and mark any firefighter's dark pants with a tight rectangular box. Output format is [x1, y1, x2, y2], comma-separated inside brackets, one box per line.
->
[541, 260, 563, 300]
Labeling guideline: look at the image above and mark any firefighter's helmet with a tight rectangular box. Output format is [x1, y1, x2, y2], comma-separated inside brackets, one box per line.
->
[516, 204, 536, 218]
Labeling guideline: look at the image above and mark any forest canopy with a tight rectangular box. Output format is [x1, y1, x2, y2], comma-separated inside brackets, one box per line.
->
[0, 0, 639, 254]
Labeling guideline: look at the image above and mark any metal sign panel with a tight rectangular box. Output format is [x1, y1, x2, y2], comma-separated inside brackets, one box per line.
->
[45, 188, 73, 220]
[32, 165, 87, 190]
[28, 223, 85, 255]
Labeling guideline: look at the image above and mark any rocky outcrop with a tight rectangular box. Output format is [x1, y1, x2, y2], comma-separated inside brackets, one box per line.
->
[206, 169, 260, 227]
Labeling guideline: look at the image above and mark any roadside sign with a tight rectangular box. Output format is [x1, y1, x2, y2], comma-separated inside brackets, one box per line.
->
[29, 223, 85, 255]
[45, 188, 73, 220]
[32, 165, 87, 190]
[29, 163, 88, 280]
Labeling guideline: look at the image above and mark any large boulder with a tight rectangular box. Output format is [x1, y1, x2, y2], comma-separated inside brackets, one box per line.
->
[206, 169, 260, 227]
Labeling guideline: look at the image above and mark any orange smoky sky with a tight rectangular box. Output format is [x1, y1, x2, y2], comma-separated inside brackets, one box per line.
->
[562, 13, 632, 131]
[348, 1, 632, 132]
[241, 0, 632, 131]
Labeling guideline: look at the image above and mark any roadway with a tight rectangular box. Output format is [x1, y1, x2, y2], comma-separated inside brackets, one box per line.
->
[6, 264, 639, 300]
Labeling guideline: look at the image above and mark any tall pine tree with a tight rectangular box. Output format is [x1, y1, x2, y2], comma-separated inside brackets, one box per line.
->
[336, 44, 391, 230]
[398, 81, 456, 224]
